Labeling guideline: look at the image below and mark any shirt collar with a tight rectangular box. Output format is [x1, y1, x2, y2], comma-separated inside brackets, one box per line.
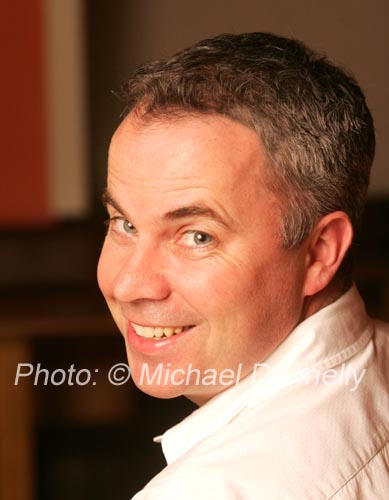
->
[157, 285, 373, 465]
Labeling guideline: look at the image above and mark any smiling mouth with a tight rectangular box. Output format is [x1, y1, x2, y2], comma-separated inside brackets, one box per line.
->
[131, 323, 194, 339]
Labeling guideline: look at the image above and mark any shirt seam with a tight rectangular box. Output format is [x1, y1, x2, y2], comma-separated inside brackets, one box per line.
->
[327, 437, 389, 499]
[246, 324, 374, 410]
[313, 323, 373, 373]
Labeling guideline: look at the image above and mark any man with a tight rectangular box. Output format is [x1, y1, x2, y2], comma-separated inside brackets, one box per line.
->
[98, 32, 389, 498]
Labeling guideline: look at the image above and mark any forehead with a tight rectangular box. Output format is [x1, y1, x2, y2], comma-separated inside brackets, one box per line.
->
[109, 113, 267, 187]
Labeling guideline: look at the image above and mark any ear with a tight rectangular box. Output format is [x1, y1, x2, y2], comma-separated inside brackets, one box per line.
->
[302, 211, 353, 297]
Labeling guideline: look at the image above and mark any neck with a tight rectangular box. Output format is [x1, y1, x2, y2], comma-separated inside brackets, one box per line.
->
[300, 280, 351, 322]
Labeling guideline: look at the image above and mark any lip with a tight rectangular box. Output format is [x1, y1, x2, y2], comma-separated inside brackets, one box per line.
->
[126, 322, 196, 355]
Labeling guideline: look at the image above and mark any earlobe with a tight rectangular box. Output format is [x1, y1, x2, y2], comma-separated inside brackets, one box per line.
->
[302, 212, 353, 297]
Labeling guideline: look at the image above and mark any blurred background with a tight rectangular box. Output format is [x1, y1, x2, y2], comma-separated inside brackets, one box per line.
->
[0, 1, 388, 499]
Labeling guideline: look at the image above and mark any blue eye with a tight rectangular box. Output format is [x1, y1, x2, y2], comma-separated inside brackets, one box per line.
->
[121, 219, 136, 233]
[181, 230, 214, 247]
[193, 231, 213, 245]
[108, 217, 137, 236]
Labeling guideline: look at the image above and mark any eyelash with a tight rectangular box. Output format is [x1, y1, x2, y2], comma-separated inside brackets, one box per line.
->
[104, 216, 216, 250]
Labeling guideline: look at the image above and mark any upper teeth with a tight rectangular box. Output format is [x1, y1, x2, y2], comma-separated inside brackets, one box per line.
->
[132, 323, 188, 339]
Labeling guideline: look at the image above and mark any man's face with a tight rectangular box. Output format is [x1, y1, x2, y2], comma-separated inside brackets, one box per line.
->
[98, 114, 308, 404]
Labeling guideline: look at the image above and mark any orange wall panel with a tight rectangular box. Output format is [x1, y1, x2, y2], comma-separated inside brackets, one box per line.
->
[0, 0, 51, 225]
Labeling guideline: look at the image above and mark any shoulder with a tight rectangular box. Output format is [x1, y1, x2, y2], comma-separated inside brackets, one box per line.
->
[131, 463, 242, 500]
[330, 440, 389, 499]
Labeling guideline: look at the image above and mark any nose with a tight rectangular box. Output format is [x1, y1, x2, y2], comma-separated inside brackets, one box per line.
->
[111, 239, 172, 304]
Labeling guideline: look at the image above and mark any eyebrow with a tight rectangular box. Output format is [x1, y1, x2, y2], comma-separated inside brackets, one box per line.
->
[163, 205, 228, 227]
[102, 189, 125, 214]
[102, 189, 229, 228]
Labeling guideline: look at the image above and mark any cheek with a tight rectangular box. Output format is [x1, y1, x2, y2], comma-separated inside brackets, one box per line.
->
[97, 245, 126, 330]
[172, 256, 265, 318]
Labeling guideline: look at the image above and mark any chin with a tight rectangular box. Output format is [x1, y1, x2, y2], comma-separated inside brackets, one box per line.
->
[130, 366, 222, 405]
[131, 376, 188, 400]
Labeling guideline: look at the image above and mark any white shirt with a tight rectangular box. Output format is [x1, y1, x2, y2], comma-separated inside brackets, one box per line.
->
[132, 286, 389, 499]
